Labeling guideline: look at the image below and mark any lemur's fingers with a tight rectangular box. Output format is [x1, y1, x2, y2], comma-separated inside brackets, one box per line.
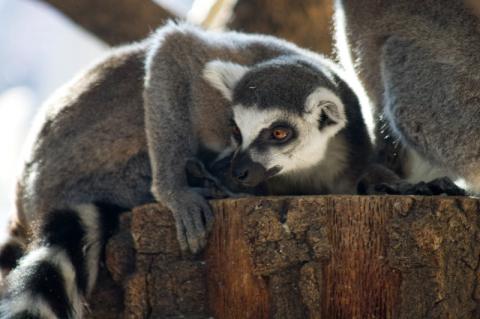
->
[369, 177, 465, 196]
[373, 181, 433, 195]
[187, 205, 207, 253]
[172, 191, 214, 253]
[371, 183, 403, 195]
[174, 208, 201, 253]
[199, 200, 214, 233]
[406, 182, 434, 196]
[174, 220, 189, 253]
[426, 177, 466, 196]
[191, 187, 229, 200]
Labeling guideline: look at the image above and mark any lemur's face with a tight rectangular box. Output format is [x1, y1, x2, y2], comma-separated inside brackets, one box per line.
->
[229, 88, 346, 187]
[203, 59, 347, 187]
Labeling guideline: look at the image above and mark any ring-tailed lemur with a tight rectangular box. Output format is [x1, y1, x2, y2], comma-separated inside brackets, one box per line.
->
[0, 22, 373, 318]
[203, 56, 373, 195]
[335, 0, 480, 193]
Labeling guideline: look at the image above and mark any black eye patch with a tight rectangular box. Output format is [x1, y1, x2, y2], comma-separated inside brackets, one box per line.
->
[252, 121, 297, 149]
[229, 119, 242, 143]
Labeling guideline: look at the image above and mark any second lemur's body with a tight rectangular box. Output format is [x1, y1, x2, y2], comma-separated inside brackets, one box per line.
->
[0, 23, 371, 319]
[335, 0, 480, 191]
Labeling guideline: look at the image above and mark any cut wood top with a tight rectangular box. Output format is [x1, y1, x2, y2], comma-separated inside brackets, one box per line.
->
[96, 195, 480, 319]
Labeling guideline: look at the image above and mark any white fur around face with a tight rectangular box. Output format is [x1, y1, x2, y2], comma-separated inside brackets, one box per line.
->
[202, 60, 250, 101]
[232, 87, 347, 176]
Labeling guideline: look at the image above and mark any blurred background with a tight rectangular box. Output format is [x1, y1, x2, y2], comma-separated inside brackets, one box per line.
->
[0, 0, 334, 236]
[0, 0, 105, 234]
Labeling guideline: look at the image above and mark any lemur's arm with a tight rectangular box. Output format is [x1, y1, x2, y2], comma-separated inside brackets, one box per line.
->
[144, 29, 214, 253]
[144, 25, 297, 252]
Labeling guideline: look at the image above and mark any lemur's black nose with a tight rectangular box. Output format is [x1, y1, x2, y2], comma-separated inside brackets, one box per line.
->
[231, 152, 267, 187]
[233, 166, 249, 181]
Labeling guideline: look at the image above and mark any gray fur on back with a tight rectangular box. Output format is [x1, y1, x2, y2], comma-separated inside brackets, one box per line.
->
[17, 44, 151, 223]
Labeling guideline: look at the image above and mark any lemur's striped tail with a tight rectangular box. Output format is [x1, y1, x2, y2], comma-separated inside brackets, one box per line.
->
[0, 236, 26, 280]
[0, 203, 122, 319]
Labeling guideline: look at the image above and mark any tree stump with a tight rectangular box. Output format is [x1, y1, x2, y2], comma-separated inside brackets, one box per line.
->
[91, 195, 480, 318]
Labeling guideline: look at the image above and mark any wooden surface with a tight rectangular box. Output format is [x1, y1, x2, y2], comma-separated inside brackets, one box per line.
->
[206, 200, 270, 319]
[90, 195, 480, 318]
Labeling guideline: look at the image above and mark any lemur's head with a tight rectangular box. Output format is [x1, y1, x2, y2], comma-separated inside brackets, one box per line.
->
[203, 57, 348, 188]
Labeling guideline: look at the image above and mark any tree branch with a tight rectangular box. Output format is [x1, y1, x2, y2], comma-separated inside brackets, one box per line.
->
[228, 0, 333, 55]
[42, 0, 175, 46]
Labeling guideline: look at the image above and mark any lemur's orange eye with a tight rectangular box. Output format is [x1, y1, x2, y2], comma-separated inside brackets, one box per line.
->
[231, 123, 242, 142]
[232, 124, 240, 136]
[272, 128, 289, 140]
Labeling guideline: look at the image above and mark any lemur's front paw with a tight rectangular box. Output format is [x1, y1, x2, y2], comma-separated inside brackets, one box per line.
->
[425, 177, 466, 196]
[170, 190, 214, 253]
[186, 159, 232, 199]
[359, 177, 465, 196]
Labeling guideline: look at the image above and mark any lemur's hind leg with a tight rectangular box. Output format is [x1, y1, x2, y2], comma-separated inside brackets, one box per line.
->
[0, 203, 123, 319]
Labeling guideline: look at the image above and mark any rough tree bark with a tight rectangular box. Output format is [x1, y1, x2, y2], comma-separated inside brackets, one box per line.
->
[90, 195, 480, 318]
[41, 0, 174, 45]
[228, 0, 334, 55]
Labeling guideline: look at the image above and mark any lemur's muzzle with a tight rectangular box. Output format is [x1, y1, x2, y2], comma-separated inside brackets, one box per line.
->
[231, 151, 267, 187]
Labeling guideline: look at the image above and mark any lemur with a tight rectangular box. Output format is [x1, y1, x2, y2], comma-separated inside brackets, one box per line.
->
[334, 0, 480, 193]
[0, 23, 374, 318]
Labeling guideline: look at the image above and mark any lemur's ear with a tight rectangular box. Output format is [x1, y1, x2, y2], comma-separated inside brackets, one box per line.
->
[305, 87, 347, 131]
[203, 60, 250, 101]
